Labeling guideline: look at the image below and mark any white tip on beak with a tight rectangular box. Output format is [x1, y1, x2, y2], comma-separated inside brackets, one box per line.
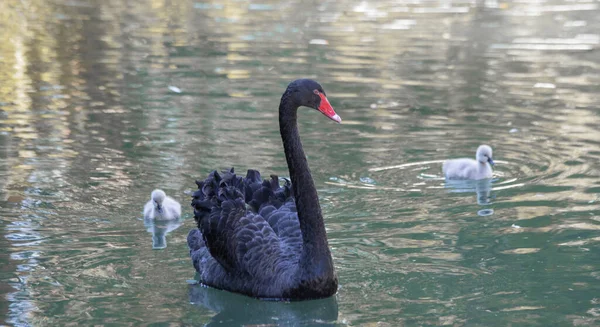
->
[331, 114, 342, 123]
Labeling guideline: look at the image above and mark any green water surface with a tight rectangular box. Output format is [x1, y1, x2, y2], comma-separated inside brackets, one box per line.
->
[0, 0, 599, 325]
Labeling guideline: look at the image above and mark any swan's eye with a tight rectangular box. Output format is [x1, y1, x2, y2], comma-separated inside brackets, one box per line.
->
[313, 89, 320, 95]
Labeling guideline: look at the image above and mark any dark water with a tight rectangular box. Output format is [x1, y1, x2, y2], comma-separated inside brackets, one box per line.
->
[1, 0, 599, 325]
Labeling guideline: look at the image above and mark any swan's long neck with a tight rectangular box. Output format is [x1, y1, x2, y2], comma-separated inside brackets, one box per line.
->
[279, 95, 333, 276]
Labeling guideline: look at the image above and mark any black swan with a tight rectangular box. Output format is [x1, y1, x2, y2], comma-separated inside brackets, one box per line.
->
[187, 79, 341, 300]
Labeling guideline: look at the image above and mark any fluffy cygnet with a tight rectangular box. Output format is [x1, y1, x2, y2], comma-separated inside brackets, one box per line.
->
[443, 145, 494, 180]
[143, 189, 181, 220]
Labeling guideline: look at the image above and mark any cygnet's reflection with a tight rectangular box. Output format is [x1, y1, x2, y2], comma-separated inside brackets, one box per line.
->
[445, 178, 494, 209]
[144, 218, 183, 249]
[189, 283, 339, 326]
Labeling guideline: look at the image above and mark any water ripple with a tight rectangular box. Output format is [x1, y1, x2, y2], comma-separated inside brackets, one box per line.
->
[0, 0, 599, 325]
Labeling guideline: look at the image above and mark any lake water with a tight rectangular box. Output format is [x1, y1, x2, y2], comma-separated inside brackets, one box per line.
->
[1, 0, 599, 325]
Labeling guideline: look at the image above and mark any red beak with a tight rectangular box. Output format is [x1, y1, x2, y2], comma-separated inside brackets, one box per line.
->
[317, 93, 342, 123]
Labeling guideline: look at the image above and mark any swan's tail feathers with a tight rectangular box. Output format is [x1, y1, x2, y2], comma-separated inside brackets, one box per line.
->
[191, 170, 222, 228]
[192, 168, 248, 229]
[248, 177, 276, 212]
[274, 178, 293, 205]
[218, 170, 245, 202]
[191, 181, 212, 227]
[191, 177, 217, 228]
[246, 175, 294, 212]
[245, 169, 262, 184]
[243, 169, 263, 203]
[192, 169, 295, 222]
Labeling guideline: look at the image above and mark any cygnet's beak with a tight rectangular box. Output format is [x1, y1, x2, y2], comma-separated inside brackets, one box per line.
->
[155, 202, 163, 213]
[488, 158, 495, 166]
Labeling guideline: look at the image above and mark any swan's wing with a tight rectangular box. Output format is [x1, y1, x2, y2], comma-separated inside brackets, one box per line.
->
[258, 201, 302, 254]
[143, 200, 154, 218]
[191, 169, 293, 278]
[243, 171, 302, 252]
[443, 158, 477, 179]
[165, 197, 182, 213]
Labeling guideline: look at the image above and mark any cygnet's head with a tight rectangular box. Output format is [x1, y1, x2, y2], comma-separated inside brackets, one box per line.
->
[151, 189, 166, 212]
[476, 145, 494, 166]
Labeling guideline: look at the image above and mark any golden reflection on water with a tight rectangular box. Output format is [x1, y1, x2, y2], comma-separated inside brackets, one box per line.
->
[0, 0, 599, 325]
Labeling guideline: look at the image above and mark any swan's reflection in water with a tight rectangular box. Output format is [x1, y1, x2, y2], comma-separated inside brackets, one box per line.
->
[445, 179, 494, 215]
[143, 218, 183, 249]
[189, 283, 340, 326]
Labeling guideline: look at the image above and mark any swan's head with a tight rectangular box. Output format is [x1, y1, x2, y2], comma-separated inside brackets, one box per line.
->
[476, 145, 494, 166]
[288, 79, 342, 123]
[151, 189, 166, 212]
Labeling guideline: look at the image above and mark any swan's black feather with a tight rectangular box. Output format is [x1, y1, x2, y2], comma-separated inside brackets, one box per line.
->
[189, 168, 306, 297]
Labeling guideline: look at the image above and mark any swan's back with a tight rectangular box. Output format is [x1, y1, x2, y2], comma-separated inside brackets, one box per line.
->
[443, 158, 492, 180]
[188, 169, 315, 299]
